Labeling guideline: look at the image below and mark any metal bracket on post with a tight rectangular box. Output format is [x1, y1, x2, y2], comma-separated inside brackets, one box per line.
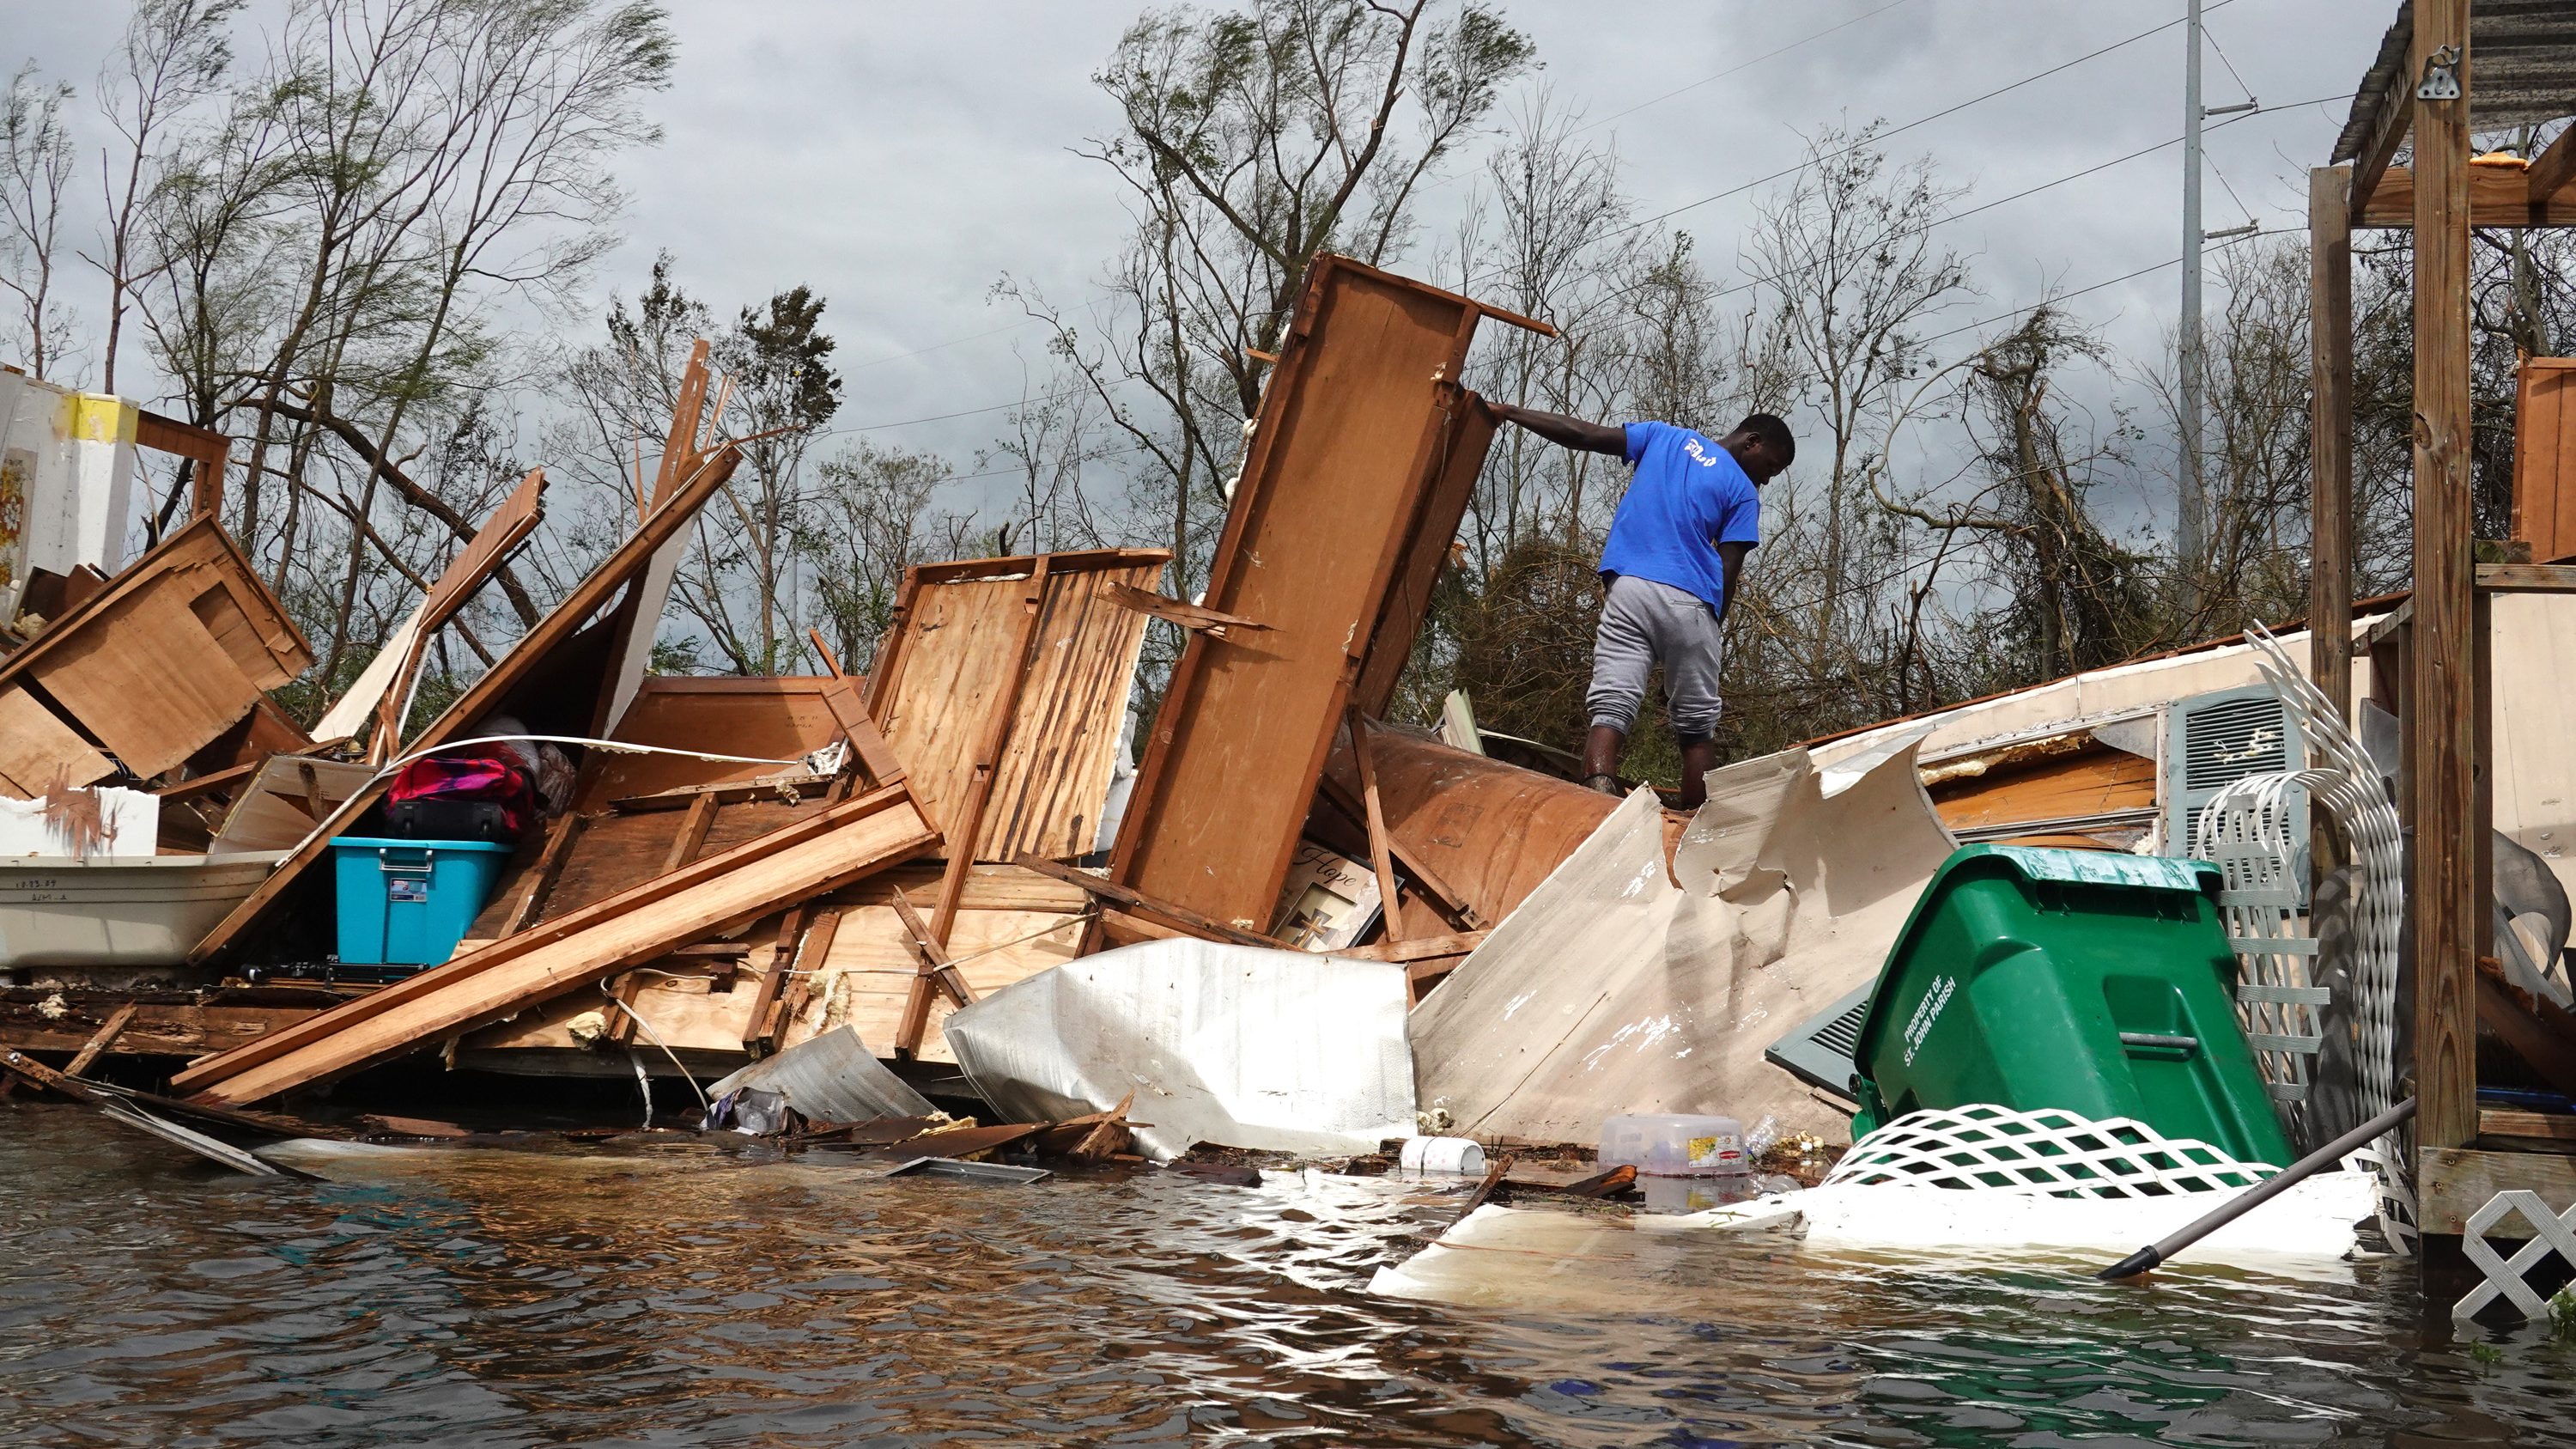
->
[2417, 45, 2462, 101]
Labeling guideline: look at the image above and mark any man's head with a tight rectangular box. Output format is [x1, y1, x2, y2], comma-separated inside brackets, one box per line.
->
[1722, 413, 1795, 483]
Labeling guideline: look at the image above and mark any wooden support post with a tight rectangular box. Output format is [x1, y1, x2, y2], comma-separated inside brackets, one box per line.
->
[923, 558, 1052, 947]
[501, 813, 584, 936]
[2408, 0, 2481, 1154]
[1349, 714, 1406, 944]
[890, 892, 973, 1058]
[64, 1002, 139, 1076]
[2310, 164, 2354, 721]
[1014, 853, 1282, 949]
[660, 792, 720, 875]
[768, 906, 834, 1047]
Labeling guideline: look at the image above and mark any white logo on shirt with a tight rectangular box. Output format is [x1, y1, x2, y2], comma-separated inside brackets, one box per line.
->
[1681, 437, 1721, 467]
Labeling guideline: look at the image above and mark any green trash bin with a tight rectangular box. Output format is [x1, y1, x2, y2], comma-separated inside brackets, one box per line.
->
[1848, 844, 2293, 1167]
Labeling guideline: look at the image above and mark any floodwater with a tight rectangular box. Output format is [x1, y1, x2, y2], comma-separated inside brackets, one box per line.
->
[2, 1106, 2571, 1447]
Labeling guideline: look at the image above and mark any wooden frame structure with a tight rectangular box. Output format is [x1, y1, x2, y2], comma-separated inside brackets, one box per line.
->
[2312, 0, 2576, 1242]
[1109, 254, 1546, 934]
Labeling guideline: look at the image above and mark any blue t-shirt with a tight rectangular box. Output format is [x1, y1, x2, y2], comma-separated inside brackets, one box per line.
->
[1596, 421, 1762, 609]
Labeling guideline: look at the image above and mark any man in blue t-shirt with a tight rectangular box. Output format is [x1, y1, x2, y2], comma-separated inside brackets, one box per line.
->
[1485, 404, 1794, 809]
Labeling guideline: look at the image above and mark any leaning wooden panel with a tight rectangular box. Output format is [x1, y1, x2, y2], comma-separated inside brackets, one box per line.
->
[29, 584, 264, 777]
[1111, 257, 1522, 929]
[0, 686, 112, 790]
[177, 784, 939, 1105]
[1352, 390, 1498, 718]
[871, 550, 1164, 859]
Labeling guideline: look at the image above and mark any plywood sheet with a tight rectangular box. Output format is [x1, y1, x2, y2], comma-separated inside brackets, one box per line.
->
[1928, 745, 2157, 832]
[871, 551, 1163, 860]
[803, 906, 1084, 1062]
[30, 583, 263, 776]
[1113, 258, 1494, 929]
[0, 685, 112, 791]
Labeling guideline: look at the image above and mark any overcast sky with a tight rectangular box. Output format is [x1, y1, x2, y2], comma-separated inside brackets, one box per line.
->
[7, 0, 2391, 517]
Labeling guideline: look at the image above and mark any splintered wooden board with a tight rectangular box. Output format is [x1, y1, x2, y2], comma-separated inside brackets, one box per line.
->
[0, 685, 112, 790]
[800, 905, 1085, 1061]
[1928, 745, 2157, 833]
[872, 551, 1163, 860]
[174, 785, 937, 1104]
[578, 676, 847, 811]
[29, 583, 263, 777]
[1112, 257, 1488, 930]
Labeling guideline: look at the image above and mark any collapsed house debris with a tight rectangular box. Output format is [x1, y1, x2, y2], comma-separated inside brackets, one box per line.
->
[8, 204, 2576, 1307]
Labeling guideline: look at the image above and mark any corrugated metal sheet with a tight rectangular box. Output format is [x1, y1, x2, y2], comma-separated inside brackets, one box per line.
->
[704, 1023, 935, 1125]
[2332, 1, 2576, 164]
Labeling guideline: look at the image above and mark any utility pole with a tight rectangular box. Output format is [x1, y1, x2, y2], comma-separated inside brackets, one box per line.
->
[2179, 0, 2207, 605]
[2178, 0, 2257, 612]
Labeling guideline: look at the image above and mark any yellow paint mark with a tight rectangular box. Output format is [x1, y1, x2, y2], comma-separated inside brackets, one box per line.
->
[67, 394, 136, 446]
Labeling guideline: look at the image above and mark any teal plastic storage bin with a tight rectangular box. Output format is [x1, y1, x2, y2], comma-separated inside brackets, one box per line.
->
[329, 836, 513, 966]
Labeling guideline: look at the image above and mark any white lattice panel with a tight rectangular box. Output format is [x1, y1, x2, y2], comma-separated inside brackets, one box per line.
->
[1826, 1104, 2280, 1198]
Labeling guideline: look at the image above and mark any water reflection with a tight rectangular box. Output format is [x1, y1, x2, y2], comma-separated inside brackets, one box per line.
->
[1, 1108, 2570, 1446]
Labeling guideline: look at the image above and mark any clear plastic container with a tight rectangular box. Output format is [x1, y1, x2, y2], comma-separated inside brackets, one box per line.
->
[1599, 1112, 1747, 1176]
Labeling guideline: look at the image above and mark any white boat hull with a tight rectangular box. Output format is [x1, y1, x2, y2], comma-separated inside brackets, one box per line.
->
[0, 853, 283, 966]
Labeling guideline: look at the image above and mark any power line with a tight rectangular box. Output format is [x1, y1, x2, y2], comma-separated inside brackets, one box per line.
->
[1698, 93, 2328, 307]
[841, 318, 1036, 374]
[1572, 0, 1922, 136]
[1607, 0, 2243, 242]
[1917, 224, 2292, 350]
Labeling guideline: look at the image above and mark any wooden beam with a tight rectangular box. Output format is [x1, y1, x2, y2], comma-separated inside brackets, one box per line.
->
[1102, 581, 1270, 638]
[2419, 1146, 2576, 1238]
[2347, 74, 2413, 221]
[1349, 715, 1407, 944]
[2473, 563, 2576, 591]
[2311, 166, 2355, 723]
[2409, 0, 2480, 1153]
[2530, 125, 2576, 205]
[1343, 928, 1488, 963]
[1013, 853, 1280, 949]
[2480, 1107, 2576, 1148]
[609, 774, 831, 813]
[2356, 164, 2576, 228]
[765, 906, 833, 1048]
[134, 410, 228, 520]
[501, 813, 584, 936]
[63, 1002, 139, 1077]
[659, 792, 720, 875]
[1312, 770, 1486, 932]
[890, 892, 973, 1058]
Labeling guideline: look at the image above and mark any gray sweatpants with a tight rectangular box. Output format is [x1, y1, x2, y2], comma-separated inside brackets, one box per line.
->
[1587, 574, 1724, 741]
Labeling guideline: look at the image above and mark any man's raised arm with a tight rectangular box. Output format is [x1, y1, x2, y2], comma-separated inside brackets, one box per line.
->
[1486, 401, 1625, 456]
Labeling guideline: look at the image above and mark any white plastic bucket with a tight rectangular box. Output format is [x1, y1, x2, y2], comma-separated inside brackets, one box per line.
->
[1400, 1135, 1486, 1174]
